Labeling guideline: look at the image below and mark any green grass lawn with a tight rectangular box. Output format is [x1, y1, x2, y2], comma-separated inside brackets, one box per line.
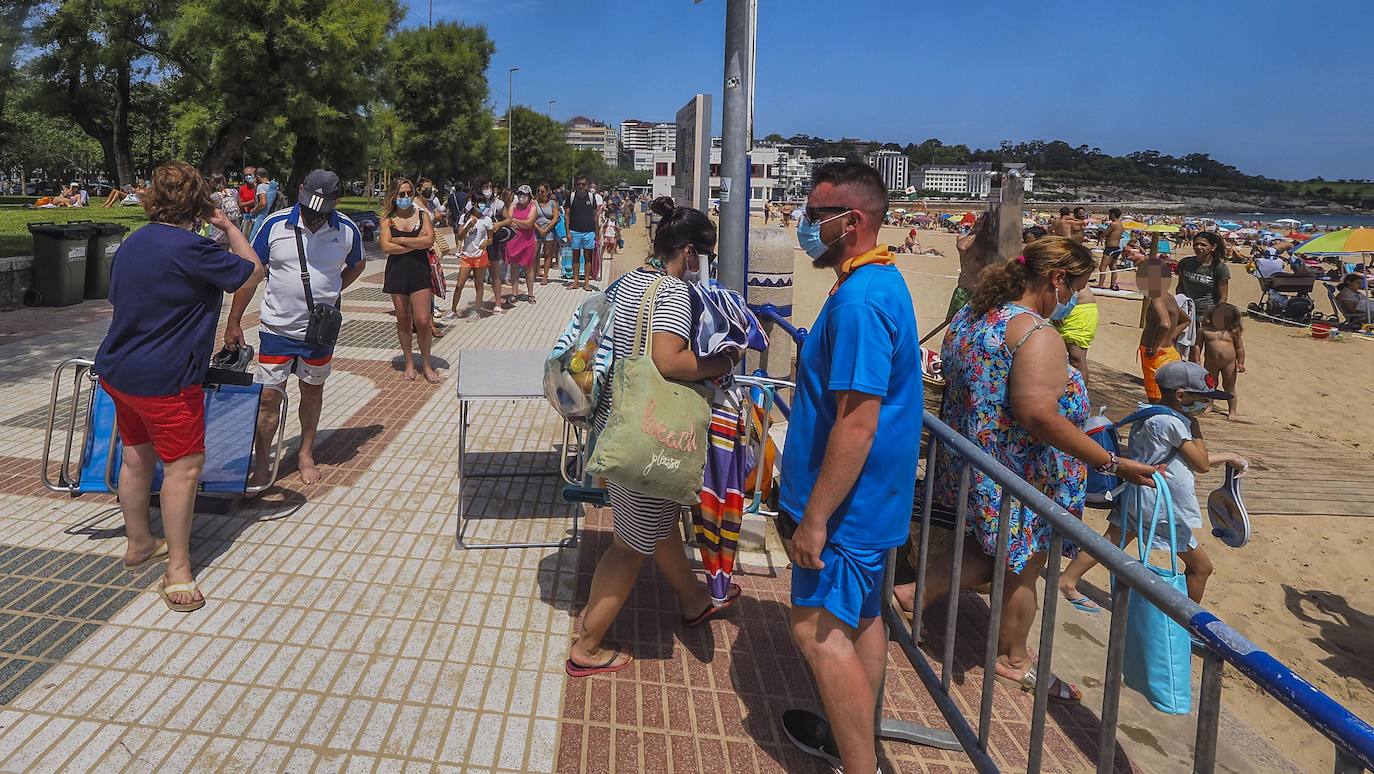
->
[338, 195, 381, 212]
[0, 206, 150, 258]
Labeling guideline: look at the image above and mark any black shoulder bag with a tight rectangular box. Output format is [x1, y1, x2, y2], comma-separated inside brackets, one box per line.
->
[295, 226, 343, 346]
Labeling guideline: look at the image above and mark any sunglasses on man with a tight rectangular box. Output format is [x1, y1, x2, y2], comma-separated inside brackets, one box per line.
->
[804, 206, 853, 222]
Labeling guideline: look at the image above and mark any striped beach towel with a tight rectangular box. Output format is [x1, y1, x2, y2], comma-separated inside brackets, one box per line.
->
[696, 388, 750, 604]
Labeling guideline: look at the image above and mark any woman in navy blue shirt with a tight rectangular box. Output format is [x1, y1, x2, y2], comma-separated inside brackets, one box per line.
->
[94, 161, 263, 612]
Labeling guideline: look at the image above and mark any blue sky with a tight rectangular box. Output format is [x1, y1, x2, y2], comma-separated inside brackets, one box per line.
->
[410, 0, 1374, 181]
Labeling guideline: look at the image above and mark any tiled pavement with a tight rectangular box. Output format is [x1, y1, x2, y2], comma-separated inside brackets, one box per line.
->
[0, 244, 1298, 773]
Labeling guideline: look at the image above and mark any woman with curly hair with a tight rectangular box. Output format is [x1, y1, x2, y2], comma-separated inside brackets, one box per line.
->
[94, 161, 264, 612]
[892, 236, 1157, 703]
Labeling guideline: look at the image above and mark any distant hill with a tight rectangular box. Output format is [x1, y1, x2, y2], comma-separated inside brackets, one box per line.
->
[763, 134, 1373, 211]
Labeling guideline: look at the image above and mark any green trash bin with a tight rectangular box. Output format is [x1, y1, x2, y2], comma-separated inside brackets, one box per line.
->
[83, 222, 130, 299]
[26, 222, 96, 306]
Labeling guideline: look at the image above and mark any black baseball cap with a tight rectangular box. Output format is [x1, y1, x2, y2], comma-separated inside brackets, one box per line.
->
[300, 169, 341, 213]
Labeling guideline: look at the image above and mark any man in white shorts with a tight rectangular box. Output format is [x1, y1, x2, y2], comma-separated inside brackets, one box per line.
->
[224, 169, 366, 485]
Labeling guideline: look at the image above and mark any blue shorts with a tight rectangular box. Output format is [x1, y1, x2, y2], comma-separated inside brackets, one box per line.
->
[569, 230, 596, 251]
[790, 540, 887, 628]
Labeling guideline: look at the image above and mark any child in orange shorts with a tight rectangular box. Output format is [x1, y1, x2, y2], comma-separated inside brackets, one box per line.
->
[451, 211, 493, 319]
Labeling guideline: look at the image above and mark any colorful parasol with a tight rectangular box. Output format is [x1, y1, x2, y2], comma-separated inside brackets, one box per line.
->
[1144, 224, 1181, 233]
[1293, 228, 1374, 256]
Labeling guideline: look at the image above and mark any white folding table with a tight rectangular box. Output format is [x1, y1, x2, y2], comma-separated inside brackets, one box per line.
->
[454, 348, 579, 550]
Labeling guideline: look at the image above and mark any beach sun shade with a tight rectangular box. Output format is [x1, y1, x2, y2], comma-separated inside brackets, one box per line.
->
[1144, 224, 1181, 233]
[1293, 227, 1374, 256]
[960, 212, 977, 225]
[1122, 221, 1149, 229]
[1274, 218, 1301, 226]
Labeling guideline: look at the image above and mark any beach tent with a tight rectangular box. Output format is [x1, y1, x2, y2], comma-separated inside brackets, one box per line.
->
[1294, 228, 1374, 325]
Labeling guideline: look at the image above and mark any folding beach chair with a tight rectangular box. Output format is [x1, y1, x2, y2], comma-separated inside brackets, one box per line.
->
[41, 358, 287, 497]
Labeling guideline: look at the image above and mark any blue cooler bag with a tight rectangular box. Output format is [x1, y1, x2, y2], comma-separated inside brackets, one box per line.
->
[1118, 473, 1192, 714]
[559, 246, 574, 278]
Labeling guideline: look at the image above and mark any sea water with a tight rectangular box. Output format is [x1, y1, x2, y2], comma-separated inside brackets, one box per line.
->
[1201, 211, 1374, 228]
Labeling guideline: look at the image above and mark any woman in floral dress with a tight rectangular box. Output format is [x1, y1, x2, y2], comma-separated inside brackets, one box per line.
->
[894, 236, 1157, 703]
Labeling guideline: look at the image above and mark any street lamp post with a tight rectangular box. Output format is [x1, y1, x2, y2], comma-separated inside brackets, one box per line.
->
[507, 66, 520, 190]
[547, 99, 557, 118]
[241, 138, 250, 175]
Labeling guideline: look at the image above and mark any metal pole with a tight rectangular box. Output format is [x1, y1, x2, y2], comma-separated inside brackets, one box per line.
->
[717, 0, 754, 294]
[1193, 652, 1225, 773]
[507, 67, 519, 190]
[547, 99, 556, 118]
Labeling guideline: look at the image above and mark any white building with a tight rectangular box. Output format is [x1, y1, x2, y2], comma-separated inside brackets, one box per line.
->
[650, 145, 781, 208]
[864, 150, 909, 192]
[630, 149, 658, 172]
[771, 143, 815, 201]
[914, 163, 1034, 197]
[564, 116, 619, 166]
[619, 119, 676, 153]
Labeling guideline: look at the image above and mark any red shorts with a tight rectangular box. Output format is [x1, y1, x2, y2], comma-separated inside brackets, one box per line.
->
[101, 380, 206, 463]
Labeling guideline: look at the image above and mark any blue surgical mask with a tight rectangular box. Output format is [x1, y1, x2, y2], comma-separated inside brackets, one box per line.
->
[796, 210, 850, 260]
[1182, 400, 1209, 415]
[244, 175, 254, 183]
[396, 196, 413, 209]
[1050, 284, 1079, 321]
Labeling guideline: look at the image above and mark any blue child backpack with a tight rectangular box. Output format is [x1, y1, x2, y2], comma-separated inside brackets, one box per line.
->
[1084, 405, 1189, 508]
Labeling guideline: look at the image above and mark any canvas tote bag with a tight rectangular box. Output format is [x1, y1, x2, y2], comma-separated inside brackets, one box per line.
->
[1119, 473, 1193, 714]
[586, 275, 711, 503]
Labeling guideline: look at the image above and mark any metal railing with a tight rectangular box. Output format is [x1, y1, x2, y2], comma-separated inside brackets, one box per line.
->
[753, 305, 1374, 773]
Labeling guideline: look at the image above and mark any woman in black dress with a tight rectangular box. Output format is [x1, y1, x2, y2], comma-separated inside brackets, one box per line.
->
[380, 178, 441, 383]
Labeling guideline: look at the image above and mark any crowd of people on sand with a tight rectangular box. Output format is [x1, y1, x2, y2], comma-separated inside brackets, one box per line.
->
[85, 154, 1318, 774]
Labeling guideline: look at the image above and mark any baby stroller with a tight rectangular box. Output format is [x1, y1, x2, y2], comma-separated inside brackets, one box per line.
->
[1247, 273, 1317, 324]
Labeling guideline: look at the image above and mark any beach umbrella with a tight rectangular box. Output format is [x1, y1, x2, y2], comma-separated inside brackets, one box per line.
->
[1235, 228, 1259, 236]
[1122, 220, 1149, 229]
[914, 214, 931, 224]
[960, 212, 977, 225]
[1293, 227, 1374, 255]
[1144, 224, 1181, 233]
[1274, 218, 1301, 226]
[1286, 231, 1309, 242]
[1294, 228, 1374, 325]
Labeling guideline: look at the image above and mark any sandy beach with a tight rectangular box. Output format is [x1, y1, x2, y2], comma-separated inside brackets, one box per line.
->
[605, 211, 1372, 771]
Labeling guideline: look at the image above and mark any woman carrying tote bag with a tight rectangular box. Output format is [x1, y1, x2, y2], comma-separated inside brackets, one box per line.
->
[567, 198, 742, 678]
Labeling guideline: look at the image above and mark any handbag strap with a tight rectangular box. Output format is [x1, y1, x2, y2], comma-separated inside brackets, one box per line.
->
[631, 274, 668, 358]
[1134, 472, 1179, 573]
[293, 224, 315, 309]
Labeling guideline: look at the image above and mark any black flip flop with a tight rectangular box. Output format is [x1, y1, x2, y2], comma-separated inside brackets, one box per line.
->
[683, 583, 742, 628]
[565, 648, 632, 678]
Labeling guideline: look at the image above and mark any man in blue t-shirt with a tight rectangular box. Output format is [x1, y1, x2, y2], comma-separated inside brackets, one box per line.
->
[780, 162, 922, 773]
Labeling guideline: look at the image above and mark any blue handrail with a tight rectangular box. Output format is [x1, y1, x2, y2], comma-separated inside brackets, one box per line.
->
[756, 303, 807, 346]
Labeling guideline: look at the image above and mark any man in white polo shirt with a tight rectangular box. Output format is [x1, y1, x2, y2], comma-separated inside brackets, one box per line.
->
[225, 169, 365, 485]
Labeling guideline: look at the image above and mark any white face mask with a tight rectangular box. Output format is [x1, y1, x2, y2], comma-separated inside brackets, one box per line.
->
[517, 195, 530, 204]
[481, 188, 493, 198]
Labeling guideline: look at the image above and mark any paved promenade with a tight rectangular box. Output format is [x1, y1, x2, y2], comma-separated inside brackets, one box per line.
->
[0, 246, 1304, 772]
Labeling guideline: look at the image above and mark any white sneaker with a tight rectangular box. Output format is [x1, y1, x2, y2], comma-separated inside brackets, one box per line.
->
[442, 311, 459, 321]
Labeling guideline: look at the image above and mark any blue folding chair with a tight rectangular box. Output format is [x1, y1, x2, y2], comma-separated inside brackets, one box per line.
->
[41, 358, 287, 497]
